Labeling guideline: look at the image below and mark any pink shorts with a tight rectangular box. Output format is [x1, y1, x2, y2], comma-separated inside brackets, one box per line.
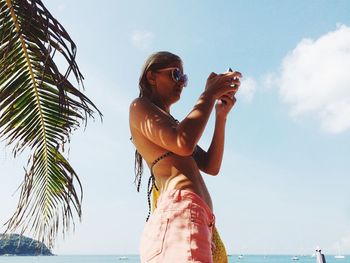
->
[140, 189, 215, 263]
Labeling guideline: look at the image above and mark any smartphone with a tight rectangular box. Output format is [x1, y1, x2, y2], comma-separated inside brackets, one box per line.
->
[221, 68, 234, 104]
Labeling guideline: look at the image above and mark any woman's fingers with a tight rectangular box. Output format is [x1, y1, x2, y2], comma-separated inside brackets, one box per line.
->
[224, 91, 235, 98]
[222, 93, 236, 103]
[219, 93, 236, 106]
[222, 79, 240, 96]
[207, 72, 218, 80]
[223, 71, 242, 80]
[206, 70, 242, 99]
[225, 79, 240, 88]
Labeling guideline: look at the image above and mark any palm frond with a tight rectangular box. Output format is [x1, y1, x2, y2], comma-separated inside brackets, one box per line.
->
[0, 0, 102, 248]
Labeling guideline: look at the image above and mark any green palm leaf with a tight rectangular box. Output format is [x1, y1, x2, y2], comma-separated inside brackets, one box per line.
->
[0, 0, 102, 248]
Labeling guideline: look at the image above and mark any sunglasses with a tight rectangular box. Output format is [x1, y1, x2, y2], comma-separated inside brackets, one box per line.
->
[157, 67, 188, 87]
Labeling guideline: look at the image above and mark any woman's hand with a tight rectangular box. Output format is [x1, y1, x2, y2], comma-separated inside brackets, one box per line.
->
[204, 70, 241, 118]
[216, 74, 241, 118]
[204, 71, 242, 100]
[215, 91, 236, 119]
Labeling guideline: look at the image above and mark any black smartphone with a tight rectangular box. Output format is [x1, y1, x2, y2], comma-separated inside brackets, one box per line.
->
[221, 68, 233, 104]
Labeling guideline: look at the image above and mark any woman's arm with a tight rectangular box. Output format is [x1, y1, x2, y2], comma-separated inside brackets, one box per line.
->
[129, 71, 241, 156]
[130, 72, 240, 156]
[194, 81, 240, 175]
[129, 92, 215, 156]
[193, 116, 227, 175]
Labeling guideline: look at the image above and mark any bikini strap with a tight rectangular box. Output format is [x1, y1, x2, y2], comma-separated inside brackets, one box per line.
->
[146, 151, 173, 221]
[150, 151, 173, 172]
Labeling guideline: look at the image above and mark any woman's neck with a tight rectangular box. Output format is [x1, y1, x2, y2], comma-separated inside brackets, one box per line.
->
[145, 97, 179, 124]
[150, 97, 170, 113]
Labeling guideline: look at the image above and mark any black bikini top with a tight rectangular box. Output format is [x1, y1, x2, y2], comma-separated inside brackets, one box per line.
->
[150, 151, 173, 176]
[146, 147, 197, 221]
[150, 146, 199, 173]
[145, 151, 173, 221]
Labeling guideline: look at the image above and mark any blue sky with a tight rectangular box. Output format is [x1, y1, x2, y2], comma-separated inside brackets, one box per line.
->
[1, 0, 350, 255]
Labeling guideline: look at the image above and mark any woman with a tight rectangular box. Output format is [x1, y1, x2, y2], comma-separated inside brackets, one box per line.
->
[129, 51, 241, 263]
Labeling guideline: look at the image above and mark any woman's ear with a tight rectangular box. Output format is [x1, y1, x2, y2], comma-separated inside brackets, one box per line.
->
[146, 71, 156, 87]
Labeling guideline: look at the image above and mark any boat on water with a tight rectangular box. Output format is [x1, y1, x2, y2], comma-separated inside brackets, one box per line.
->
[238, 254, 244, 259]
[335, 245, 345, 259]
[291, 256, 299, 260]
[118, 256, 128, 260]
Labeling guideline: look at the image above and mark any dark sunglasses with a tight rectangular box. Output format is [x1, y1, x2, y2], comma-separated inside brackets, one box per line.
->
[157, 67, 188, 87]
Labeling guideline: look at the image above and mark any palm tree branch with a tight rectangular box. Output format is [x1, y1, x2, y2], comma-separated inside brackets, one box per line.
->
[0, 0, 102, 248]
[5, 145, 83, 247]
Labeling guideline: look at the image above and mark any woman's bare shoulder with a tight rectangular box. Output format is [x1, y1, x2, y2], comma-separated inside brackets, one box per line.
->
[129, 97, 167, 127]
[130, 97, 149, 110]
[129, 97, 153, 118]
[130, 96, 164, 114]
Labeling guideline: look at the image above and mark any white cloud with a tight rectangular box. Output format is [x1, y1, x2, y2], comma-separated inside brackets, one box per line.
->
[262, 72, 278, 90]
[130, 30, 154, 50]
[276, 24, 350, 134]
[238, 77, 256, 103]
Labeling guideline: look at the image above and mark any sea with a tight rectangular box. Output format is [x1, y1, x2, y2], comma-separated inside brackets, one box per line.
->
[0, 255, 348, 263]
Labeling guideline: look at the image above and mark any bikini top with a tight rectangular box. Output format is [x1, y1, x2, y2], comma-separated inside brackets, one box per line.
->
[145, 146, 199, 221]
[145, 151, 173, 221]
[150, 151, 173, 176]
[150, 147, 199, 175]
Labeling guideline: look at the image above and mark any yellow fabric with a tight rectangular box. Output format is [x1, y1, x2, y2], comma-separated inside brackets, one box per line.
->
[152, 187, 160, 211]
[152, 189, 228, 263]
[212, 226, 228, 263]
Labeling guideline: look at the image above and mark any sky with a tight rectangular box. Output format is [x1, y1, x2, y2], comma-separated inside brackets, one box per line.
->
[1, 0, 350, 256]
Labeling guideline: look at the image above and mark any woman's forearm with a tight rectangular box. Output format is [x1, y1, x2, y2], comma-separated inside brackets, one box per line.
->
[176, 92, 216, 155]
[204, 116, 226, 175]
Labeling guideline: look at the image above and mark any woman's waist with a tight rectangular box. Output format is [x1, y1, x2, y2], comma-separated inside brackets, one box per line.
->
[155, 188, 214, 219]
[155, 174, 213, 211]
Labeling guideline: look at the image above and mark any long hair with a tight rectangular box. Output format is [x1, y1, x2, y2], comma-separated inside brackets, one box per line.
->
[134, 51, 181, 192]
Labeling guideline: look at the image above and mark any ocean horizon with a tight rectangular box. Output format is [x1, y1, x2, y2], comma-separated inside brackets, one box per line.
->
[0, 254, 348, 263]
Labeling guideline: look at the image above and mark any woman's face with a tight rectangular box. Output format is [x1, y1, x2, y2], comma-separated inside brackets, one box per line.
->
[152, 60, 186, 104]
